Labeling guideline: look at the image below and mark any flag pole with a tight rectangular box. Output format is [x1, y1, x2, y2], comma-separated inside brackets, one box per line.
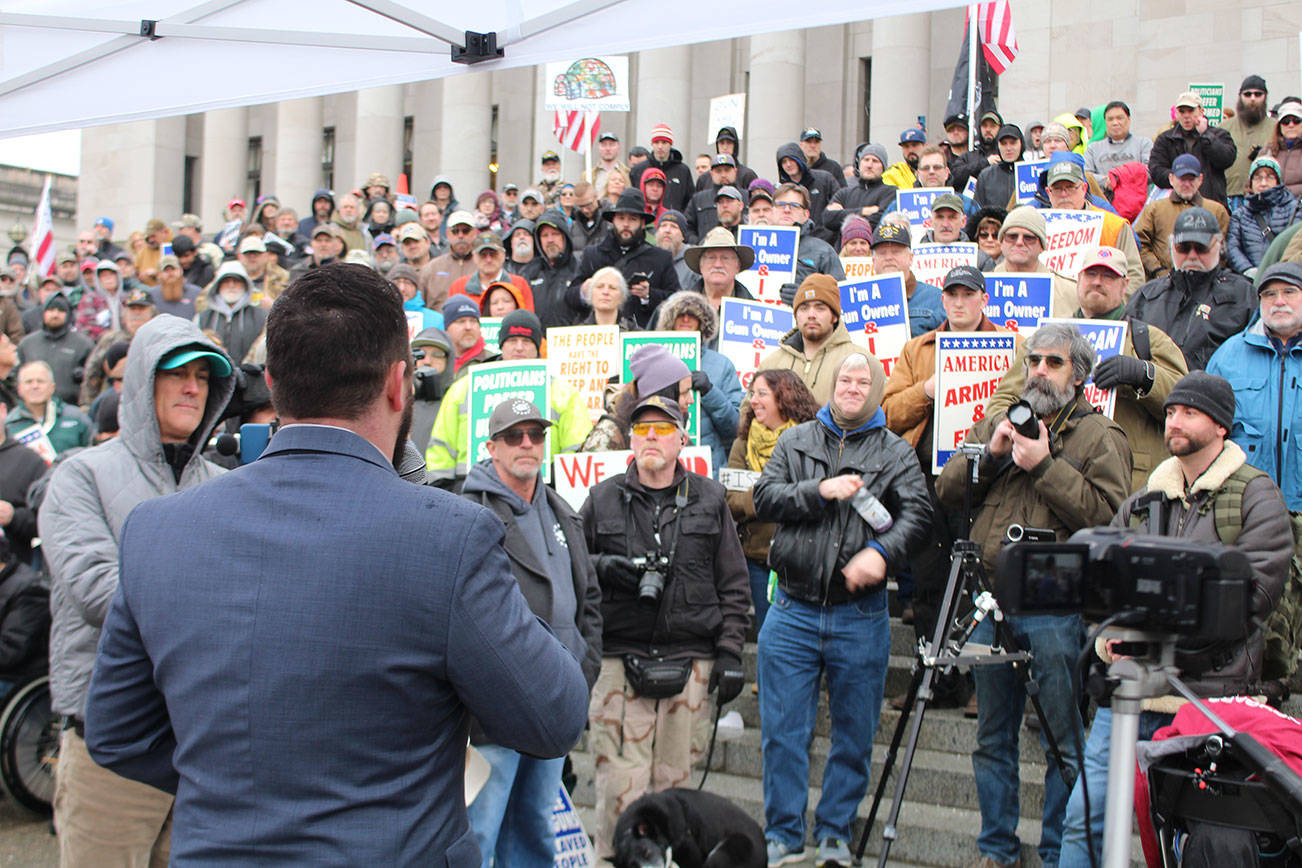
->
[584, 112, 594, 182]
[967, 3, 978, 149]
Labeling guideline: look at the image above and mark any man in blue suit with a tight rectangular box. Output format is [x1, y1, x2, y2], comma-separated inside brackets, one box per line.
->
[84, 262, 590, 866]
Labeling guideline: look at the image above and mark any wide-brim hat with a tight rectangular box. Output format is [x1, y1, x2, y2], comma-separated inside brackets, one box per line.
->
[603, 190, 651, 222]
[684, 226, 755, 273]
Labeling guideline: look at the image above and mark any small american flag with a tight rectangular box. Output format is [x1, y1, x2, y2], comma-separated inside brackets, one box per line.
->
[31, 175, 55, 277]
[972, 1, 1019, 74]
[553, 110, 600, 155]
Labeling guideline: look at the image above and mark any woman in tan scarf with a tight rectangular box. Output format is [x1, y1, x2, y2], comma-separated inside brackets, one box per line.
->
[724, 369, 819, 630]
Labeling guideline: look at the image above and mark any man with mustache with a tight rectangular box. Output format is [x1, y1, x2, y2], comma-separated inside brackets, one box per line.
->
[1220, 75, 1273, 210]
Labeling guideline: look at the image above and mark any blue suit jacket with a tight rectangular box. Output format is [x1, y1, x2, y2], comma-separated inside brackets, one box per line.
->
[85, 425, 588, 866]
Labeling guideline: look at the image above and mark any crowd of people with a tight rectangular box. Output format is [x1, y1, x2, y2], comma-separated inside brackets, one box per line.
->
[0, 70, 1298, 868]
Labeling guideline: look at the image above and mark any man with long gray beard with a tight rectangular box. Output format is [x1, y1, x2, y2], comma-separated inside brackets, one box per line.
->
[936, 323, 1132, 868]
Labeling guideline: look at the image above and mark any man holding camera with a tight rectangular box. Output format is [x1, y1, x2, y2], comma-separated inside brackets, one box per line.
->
[580, 394, 750, 859]
[936, 323, 1133, 868]
[1057, 371, 1292, 867]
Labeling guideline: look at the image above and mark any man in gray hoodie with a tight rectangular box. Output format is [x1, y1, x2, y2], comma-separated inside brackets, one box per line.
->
[40, 314, 235, 866]
[461, 398, 602, 867]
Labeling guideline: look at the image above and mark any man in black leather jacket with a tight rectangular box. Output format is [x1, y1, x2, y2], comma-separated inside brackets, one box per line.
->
[752, 351, 930, 866]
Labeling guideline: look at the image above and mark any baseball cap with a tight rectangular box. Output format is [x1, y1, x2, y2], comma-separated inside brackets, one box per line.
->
[94, 216, 114, 232]
[710, 153, 737, 168]
[1172, 207, 1219, 246]
[395, 223, 427, 243]
[871, 222, 911, 248]
[159, 345, 233, 379]
[1175, 91, 1203, 109]
[931, 192, 966, 214]
[124, 288, 154, 307]
[158, 254, 181, 271]
[900, 128, 926, 144]
[630, 394, 684, 427]
[237, 235, 267, 254]
[540, 150, 560, 163]
[800, 127, 822, 142]
[1171, 154, 1203, 178]
[942, 264, 987, 294]
[714, 185, 743, 202]
[598, 131, 619, 142]
[56, 250, 77, 265]
[1077, 246, 1128, 278]
[1045, 161, 1085, 186]
[503, 183, 520, 193]
[488, 398, 553, 440]
[312, 223, 341, 239]
[520, 189, 543, 204]
[172, 213, 202, 230]
[446, 210, 476, 231]
[472, 232, 505, 254]
[227, 197, 246, 210]
[373, 233, 395, 248]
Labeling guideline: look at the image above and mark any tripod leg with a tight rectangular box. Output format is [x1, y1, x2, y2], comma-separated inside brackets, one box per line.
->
[855, 662, 920, 862]
[873, 666, 940, 868]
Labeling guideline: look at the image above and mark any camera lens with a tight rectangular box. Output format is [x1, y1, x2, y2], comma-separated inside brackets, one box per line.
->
[1007, 400, 1039, 439]
[637, 569, 664, 608]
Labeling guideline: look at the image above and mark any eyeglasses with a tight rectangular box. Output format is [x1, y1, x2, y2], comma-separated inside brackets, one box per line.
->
[448, 225, 475, 235]
[1174, 242, 1211, 254]
[494, 426, 546, 446]
[773, 201, 806, 211]
[1024, 353, 1069, 370]
[631, 420, 678, 437]
[977, 230, 999, 240]
[1002, 231, 1039, 245]
[1260, 285, 1302, 301]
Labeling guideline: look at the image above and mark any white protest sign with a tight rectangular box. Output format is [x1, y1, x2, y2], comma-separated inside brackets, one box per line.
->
[838, 273, 911, 376]
[912, 243, 978, 288]
[553, 785, 597, 867]
[1038, 317, 1128, 418]
[737, 225, 799, 302]
[1014, 159, 1049, 204]
[894, 187, 953, 243]
[405, 311, 424, 340]
[707, 93, 746, 143]
[544, 56, 630, 112]
[10, 425, 54, 465]
[983, 273, 1053, 335]
[718, 297, 794, 391]
[1039, 210, 1105, 279]
[553, 447, 713, 511]
[840, 256, 874, 279]
[964, 176, 978, 200]
[719, 467, 762, 491]
[546, 325, 620, 423]
[932, 333, 1017, 473]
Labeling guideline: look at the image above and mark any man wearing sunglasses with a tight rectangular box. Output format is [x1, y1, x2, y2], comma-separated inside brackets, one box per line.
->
[936, 322, 1132, 868]
[580, 394, 749, 859]
[1219, 75, 1273, 212]
[420, 210, 478, 311]
[1126, 206, 1257, 371]
[462, 398, 602, 867]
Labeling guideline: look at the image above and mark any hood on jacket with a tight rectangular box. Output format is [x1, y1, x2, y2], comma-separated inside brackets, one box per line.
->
[120, 313, 236, 466]
[462, 457, 534, 515]
[310, 188, 335, 211]
[654, 289, 718, 342]
[995, 124, 1025, 164]
[776, 142, 811, 185]
[206, 260, 254, 315]
[639, 167, 669, 218]
[647, 147, 685, 169]
[715, 126, 741, 155]
[1053, 113, 1089, 154]
[429, 174, 456, 201]
[532, 209, 575, 266]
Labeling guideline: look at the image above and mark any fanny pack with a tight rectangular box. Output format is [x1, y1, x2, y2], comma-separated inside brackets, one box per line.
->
[622, 654, 692, 699]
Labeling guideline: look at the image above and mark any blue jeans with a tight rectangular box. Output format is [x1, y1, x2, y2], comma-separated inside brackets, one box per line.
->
[971, 614, 1084, 868]
[747, 559, 771, 631]
[1058, 707, 1172, 868]
[465, 744, 564, 867]
[758, 586, 890, 848]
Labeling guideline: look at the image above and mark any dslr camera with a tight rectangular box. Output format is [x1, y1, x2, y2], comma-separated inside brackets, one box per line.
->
[631, 553, 672, 608]
[995, 527, 1252, 640]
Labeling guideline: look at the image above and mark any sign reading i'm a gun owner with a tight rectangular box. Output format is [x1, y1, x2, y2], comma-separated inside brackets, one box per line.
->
[717, 297, 793, 390]
[736, 225, 798, 303]
[837, 273, 910, 376]
[932, 333, 1017, 473]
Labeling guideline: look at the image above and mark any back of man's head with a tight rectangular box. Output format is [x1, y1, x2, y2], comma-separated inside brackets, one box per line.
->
[266, 263, 408, 421]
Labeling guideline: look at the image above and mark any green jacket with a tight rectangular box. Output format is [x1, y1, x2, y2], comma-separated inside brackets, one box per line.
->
[5, 398, 91, 456]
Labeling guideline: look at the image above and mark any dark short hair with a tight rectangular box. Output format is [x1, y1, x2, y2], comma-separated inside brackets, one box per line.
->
[266, 263, 409, 420]
[1104, 100, 1131, 117]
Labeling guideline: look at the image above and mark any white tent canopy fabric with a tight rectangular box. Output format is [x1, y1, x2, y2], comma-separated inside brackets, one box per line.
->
[0, 0, 963, 139]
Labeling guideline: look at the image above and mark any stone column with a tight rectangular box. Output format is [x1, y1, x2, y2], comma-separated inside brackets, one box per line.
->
[438, 70, 492, 205]
[78, 117, 187, 238]
[634, 46, 691, 147]
[272, 97, 323, 221]
[199, 107, 248, 231]
[350, 85, 406, 190]
[409, 80, 443, 200]
[870, 14, 931, 148]
[746, 32, 804, 172]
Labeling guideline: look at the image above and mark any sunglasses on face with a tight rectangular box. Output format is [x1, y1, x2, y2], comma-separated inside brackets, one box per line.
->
[494, 426, 546, 446]
[977, 230, 999, 240]
[1242, 91, 1266, 98]
[631, 420, 678, 437]
[449, 226, 475, 235]
[1174, 242, 1210, 254]
[1024, 353, 1068, 370]
[1002, 231, 1038, 245]
[1282, 117, 1302, 127]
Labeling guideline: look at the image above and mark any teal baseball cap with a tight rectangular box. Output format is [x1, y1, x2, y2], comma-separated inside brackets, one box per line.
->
[159, 345, 233, 378]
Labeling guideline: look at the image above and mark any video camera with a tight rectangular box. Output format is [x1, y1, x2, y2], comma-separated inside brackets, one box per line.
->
[995, 527, 1252, 640]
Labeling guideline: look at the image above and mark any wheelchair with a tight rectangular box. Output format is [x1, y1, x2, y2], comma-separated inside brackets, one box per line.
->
[0, 674, 59, 814]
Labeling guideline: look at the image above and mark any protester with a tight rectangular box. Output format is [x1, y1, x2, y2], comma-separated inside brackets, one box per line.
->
[1263, 99, 1302, 196]
[568, 190, 680, 329]
[421, 210, 478, 310]
[1148, 91, 1237, 207]
[17, 295, 92, 405]
[1225, 156, 1299, 276]
[757, 275, 859, 405]
[5, 360, 91, 456]
[1220, 75, 1273, 207]
[1134, 153, 1232, 280]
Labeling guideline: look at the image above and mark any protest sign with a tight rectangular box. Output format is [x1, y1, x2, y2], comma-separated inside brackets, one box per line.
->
[894, 187, 953, 242]
[737, 225, 799, 302]
[546, 325, 620, 422]
[1188, 83, 1224, 125]
[1038, 317, 1128, 418]
[718, 297, 793, 390]
[404, 311, 425, 340]
[553, 447, 713, 511]
[840, 256, 874, 279]
[10, 425, 54, 465]
[964, 176, 978, 200]
[553, 784, 597, 868]
[707, 93, 746, 143]
[1039, 210, 1105, 278]
[621, 332, 700, 439]
[838, 273, 910, 376]
[932, 333, 1017, 473]
[480, 316, 503, 352]
[544, 56, 630, 112]
[983, 273, 1053, 334]
[1014, 158, 1049, 203]
[912, 242, 978, 288]
[466, 361, 551, 480]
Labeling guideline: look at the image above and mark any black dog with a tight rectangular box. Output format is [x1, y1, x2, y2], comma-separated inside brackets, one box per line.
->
[609, 788, 765, 868]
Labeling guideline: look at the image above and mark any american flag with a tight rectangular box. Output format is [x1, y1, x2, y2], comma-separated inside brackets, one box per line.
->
[553, 110, 600, 155]
[971, 1, 1019, 74]
[31, 175, 54, 277]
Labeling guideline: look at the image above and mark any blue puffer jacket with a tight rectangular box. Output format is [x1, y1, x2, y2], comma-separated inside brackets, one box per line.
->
[1226, 185, 1301, 274]
[1206, 318, 1302, 509]
[698, 348, 743, 476]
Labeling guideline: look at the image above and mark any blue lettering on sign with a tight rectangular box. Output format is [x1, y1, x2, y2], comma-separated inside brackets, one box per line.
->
[1015, 160, 1048, 203]
[839, 274, 909, 329]
[983, 274, 1052, 329]
[738, 227, 798, 277]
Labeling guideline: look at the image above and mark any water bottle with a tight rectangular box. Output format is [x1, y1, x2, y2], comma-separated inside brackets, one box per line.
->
[850, 488, 893, 533]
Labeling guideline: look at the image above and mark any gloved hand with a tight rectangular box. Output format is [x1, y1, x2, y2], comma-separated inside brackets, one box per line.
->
[779, 282, 798, 306]
[1091, 355, 1153, 393]
[708, 652, 746, 705]
[690, 369, 712, 396]
[591, 554, 641, 591]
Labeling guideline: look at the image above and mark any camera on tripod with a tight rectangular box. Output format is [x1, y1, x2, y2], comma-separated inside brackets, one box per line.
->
[631, 554, 672, 607]
[995, 527, 1253, 640]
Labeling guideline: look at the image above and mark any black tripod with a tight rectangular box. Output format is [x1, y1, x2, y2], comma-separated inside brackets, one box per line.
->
[855, 443, 1076, 866]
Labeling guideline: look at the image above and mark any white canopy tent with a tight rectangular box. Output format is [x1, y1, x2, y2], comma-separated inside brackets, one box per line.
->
[0, 0, 964, 139]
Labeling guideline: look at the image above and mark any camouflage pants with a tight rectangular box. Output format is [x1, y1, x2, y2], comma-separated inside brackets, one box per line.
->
[587, 656, 714, 858]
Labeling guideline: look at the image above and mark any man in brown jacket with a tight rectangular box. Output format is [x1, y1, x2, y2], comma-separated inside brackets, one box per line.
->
[754, 274, 860, 405]
[1133, 154, 1231, 280]
[419, 210, 477, 310]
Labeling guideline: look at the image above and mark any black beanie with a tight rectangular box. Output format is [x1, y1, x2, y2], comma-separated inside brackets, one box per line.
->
[1240, 74, 1267, 94]
[1164, 371, 1235, 431]
[498, 309, 543, 349]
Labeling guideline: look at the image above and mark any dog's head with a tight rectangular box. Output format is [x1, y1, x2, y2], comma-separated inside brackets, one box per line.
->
[607, 839, 676, 868]
[609, 803, 678, 868]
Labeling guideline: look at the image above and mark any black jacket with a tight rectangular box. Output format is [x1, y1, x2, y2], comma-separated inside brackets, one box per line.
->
[683, 187, 738, 242]
[948, 142, 996, 193]
[522, 211, 583, 330]
[809, 152, 846, 187]
[567, 229, 682, 329]
[823, 177, 897, 235]
[0, 438, 48, 564]
[753, 409, 931, 605]
[1149, 124, 1237, 207]
[777, 142, 841, 233]
[569, 208, 610, 253]
[630, 148, 696, 213]
[1124, 266, 1256, 371]
[581, 462, 750, 662]
[0, 559, 48, 678]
